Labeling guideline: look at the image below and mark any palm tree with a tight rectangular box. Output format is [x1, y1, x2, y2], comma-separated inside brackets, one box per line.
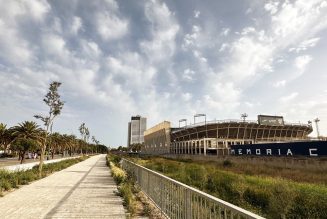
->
[49, 132, 62, 159]
[11, 121, 42, 140]
[0, 123, 7, 151]
[65, 134, 78, 156]
[11, 121, 42, 163]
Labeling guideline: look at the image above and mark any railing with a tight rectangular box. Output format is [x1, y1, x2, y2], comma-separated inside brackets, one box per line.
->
[121, 159, 265, 219]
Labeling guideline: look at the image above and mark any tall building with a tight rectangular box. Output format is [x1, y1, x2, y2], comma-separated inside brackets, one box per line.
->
[127, 115, 147, 147]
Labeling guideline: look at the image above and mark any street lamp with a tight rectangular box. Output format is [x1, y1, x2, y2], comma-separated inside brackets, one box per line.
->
[179, 119, 187, 128]
[194, 114, 206, 125]
[241, 113, 248, 122]
[194, 113, 207, 138]
[314, 118, 320, 139]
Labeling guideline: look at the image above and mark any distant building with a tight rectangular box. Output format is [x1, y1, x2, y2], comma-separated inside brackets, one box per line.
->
[127, 115, 147, 147]
[142, 121, 174, 155]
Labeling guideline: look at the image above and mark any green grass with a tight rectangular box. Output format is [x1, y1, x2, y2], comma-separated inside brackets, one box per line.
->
[0, 156, 89, 195]
[132, 157, 327, 219]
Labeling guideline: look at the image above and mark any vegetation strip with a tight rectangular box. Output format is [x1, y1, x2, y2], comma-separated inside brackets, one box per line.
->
[107, 155, 164, 218]
[131, 156, 327, 219]
[0, 156, 89, 196]
[2, 156, 81, 172]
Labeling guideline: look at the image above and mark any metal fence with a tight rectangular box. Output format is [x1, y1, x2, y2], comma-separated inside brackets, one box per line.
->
[121, 159, 265, 219]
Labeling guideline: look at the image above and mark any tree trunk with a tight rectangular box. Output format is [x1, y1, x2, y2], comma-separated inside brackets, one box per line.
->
[51, 151, 54, 159]
[38, 146, 46, 177]
[20, 151, 25, 164]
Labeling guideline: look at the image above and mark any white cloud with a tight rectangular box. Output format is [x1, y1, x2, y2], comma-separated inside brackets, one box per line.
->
[271, 1, 327, 40]
[289, 37, 320, 53]
[26, 0, 51, 20]
[264, 1, 279, 15]
[106, 52, 156, 91]
[225, 36, 274, 82]
[280, 92, 299, 102]
[193, 50, 207, 63]
[241, 27, 256, 35]
[294, 55, 312, 71]
[96, 12, 128, 41]
[245, 8, 252, 14]
[181, 92, 192, 101]
[71, 16, 83, 35]
[204, 0, 327, 115]
[80, 40, 102, 58]
[1, 0, 50, 22]
[0, 19, 32, 65]
[182, 25, 201, 49]
[221, 28, 230, 36]
[42, 34, 70, 61]
[219, 43, 229, 52]
[194, 10, 200, 18]
[140, 0, 179, 63]
[182, 69, 195, 82]
[273, 80, 286, 88]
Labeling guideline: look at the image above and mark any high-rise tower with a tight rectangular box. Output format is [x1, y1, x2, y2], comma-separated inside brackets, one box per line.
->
[127, 115, 147, 147]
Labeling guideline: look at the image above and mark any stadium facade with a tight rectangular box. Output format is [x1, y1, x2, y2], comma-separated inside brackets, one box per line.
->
[141, 115, 327, 156]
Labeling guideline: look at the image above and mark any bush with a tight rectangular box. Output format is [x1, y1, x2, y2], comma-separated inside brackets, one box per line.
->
[107, 155, 137, 215]
[108, 154, 121, 165]
[119, 182, 136, 214]
[110, 162, 127, 184]
[184, 164, 208, 190]
[243, 188, 270, 210]
[223, 159, 233, 167]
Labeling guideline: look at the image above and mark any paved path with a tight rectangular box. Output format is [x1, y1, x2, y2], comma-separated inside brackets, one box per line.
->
[1, 156, 81, 171]
[0, 154, 126, 219]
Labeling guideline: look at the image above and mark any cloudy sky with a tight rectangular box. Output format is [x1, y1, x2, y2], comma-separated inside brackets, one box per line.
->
[0, 0, 327, 146]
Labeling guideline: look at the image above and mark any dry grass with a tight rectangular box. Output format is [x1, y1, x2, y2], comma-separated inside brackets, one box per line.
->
[132, 156, 327, 219]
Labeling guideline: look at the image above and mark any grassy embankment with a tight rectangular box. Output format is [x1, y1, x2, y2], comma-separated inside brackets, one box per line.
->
[107, 155, 163, 218]
[131, 157, 327, 219]
[0, 156, 89, 196]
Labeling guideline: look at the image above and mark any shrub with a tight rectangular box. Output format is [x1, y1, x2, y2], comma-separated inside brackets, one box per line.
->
[184, 164, 208, 190]
[119, 182, 136, 214]
[243, 188, 270, 210]
[223, 159, 233, 167]
[110, 162, 127, 184]
[107, 155, 137, 215]
[0, 179, 12, 191]
[109, 154, 121, 165]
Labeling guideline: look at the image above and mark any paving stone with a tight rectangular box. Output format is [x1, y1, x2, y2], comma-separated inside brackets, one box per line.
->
[0, 154, 126, 219]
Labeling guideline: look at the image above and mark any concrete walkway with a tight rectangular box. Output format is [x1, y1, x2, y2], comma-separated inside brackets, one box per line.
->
[0, 154, 126, 219]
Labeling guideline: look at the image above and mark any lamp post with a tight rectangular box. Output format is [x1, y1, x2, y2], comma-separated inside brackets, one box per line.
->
[241, 113, 248, 122]
[194, 114, 206, 125]
[194, 113, 207, 137]
[314, 118, 320, 139]
[179, 119, 187, 128]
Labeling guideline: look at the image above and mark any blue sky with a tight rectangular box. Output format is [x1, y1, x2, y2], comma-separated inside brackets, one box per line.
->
[0, 0, 327, 147]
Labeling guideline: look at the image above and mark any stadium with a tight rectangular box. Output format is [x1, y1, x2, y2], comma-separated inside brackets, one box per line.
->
[142, 115, 327, 157]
